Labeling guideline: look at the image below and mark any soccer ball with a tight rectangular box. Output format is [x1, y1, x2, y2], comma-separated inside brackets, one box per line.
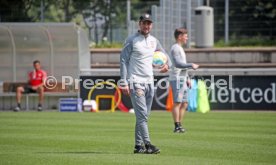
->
[83, 100, 97, 112]
[152, 51, 167, 67]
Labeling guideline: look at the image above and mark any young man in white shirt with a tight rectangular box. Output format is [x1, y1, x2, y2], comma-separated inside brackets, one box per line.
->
[169, 28, 199, 133]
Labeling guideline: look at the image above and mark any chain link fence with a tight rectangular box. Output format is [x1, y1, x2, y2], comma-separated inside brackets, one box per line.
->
[1, 0, 275, 47]
[211, 0, 275, 45]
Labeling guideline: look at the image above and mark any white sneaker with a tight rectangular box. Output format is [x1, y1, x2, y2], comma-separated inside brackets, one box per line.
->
[14, 106, 21, 112]
[37, 106, 43, 111]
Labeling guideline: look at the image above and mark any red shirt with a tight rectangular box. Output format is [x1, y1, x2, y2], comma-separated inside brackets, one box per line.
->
[28, 70, 47, 87]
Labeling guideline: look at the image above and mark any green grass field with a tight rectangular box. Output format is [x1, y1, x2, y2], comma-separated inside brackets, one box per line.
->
[0, 111, 275, 165]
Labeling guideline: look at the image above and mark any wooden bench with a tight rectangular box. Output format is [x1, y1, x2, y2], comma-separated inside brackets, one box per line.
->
[1, 82, 78, 110]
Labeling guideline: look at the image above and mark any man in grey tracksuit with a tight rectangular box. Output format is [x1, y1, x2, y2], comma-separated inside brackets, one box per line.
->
[120, 14, 170, 154]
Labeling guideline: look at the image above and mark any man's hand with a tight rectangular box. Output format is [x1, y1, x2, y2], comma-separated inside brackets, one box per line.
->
[120, 85, 130, 96]
[192, 63, 199, 70]
[159, 64, 169, 73]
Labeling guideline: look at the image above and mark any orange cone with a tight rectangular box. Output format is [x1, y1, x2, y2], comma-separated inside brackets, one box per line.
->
[166, 86, 173, 112]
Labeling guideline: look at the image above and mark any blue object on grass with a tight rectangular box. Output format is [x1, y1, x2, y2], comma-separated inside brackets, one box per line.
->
[188, 79, 198, 112]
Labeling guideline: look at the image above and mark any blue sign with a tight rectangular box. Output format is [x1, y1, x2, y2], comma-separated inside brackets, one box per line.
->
[59, 98, 82, 112]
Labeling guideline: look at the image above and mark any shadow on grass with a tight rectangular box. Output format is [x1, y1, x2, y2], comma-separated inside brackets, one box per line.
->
[37, 151, 130, 155]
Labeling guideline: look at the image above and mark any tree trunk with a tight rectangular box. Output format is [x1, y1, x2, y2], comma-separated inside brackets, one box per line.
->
[64, 0, 70, 22]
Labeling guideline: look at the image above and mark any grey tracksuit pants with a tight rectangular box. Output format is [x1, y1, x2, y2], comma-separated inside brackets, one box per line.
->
[130, 83, 154, 146]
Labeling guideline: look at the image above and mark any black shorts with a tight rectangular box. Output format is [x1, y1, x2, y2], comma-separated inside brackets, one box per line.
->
[23, 85, 37, 93]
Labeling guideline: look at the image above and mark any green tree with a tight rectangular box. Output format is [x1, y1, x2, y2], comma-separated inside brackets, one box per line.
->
[0, 0, 31, 22]
[230, 0, 275, 39]
[0, 0, 160, 45]
[27, 0, 81, 22]
[79, 0, 128, 43]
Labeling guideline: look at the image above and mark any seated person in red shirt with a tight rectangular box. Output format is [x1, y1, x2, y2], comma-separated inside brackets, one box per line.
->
[14, 60, 47, 111]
